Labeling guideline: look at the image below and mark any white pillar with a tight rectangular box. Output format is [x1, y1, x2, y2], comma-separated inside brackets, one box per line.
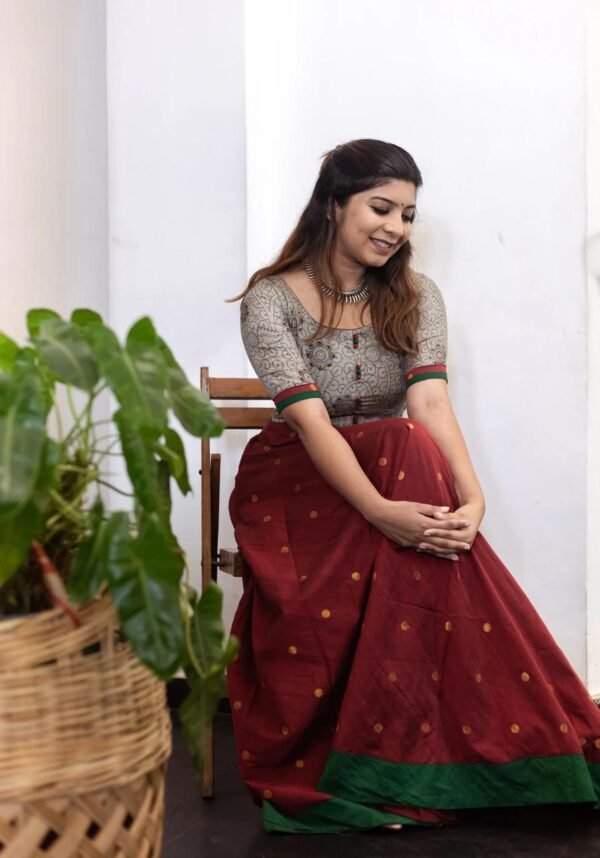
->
[0, 0, 108, 340]
[106, 0, 248, 627]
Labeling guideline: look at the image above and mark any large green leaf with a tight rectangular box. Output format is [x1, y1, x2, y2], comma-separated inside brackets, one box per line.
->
[180, 583, 239, 772]
[0, 369, 47, 520]
[158, 340, 224, 438]
[34, 318, 99, 391]
[187, 583, 236, 676]
[106, 511, 184, 679]
[0, 438, 59, 584]
[179, 671, 226, 773]
[124, 317, 169, 430]
[71, 308, 103, 327]
[13, 348, 55, 415]
[113, 409, 162, 516]
[26, 308, 60, 338]
[85, 323, 167, 438]
[0, 375, 12, 414]
[0, 334, 18, 374]
[155, 427, 191, 495]
[156, 459, 172, 522]
[68, 498, 107, 603]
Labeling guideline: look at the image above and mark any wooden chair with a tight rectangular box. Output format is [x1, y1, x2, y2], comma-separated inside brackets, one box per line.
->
[199, 367, 275, 798]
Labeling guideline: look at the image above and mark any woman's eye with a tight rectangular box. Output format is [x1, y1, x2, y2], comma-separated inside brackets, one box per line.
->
[371, 207, 389, 215]
[403, 212, 416, 224]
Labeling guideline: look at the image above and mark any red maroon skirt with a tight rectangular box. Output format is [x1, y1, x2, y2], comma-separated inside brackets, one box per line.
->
[227, 417, 600, 833]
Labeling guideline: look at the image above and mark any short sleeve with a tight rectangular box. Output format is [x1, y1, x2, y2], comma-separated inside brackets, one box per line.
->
[404, 274, 448, 388]
[241, 278, 321, 413]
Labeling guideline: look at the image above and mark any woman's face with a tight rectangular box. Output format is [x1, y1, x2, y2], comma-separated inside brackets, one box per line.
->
[333, 179, 417, 269]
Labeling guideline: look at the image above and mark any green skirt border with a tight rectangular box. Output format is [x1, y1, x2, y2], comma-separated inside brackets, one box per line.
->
[263, 752, 600, 834]
[263, 796, 429, 834]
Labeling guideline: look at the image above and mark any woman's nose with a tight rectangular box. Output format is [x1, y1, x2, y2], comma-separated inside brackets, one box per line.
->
[383, 215, 404, 240]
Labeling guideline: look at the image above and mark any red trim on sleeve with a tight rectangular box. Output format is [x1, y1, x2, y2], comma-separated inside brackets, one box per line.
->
[405, 364, 448, 387]
[274, 383, 321, 413]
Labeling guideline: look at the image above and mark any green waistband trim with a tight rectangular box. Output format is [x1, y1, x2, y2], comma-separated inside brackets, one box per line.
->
[406, 371, 448, 388]
[318, 750, 600, 810]
[276, 389, 322, 413]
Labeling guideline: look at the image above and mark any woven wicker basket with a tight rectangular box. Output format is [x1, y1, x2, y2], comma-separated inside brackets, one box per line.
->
[0, 595, 172, 857]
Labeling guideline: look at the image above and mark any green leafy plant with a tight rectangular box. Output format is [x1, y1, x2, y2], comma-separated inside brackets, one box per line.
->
[0, 309, 237, 769]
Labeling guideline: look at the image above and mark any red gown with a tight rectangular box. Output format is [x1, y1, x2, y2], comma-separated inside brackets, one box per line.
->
[227, 415, 600, 833]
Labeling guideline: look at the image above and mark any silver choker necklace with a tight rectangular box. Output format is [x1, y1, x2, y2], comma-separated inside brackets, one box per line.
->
[304, 260, 369, 305]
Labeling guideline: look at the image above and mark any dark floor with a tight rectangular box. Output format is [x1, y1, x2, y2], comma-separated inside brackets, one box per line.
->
[163, 713, 600, 858]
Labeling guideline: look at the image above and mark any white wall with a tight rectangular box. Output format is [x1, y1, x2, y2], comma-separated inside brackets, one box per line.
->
[106, 0, 248, 624]
[0, 0, 108, 340]
[586, 0, 600, 694]
[3, 1, 596, 682]
[245, 0, 589, 674]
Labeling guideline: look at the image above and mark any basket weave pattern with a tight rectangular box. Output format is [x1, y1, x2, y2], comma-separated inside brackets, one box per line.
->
[0, 596, 171, 856]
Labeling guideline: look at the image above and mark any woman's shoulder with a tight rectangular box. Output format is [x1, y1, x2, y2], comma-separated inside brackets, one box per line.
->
[411, 271, 446, 311]
[411, 270, 442, 295]
[241, 275, 291, 311]
[240, 275, 300, 330]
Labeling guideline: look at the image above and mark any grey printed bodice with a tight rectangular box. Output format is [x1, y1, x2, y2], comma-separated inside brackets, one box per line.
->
[240, 274, 447, 428]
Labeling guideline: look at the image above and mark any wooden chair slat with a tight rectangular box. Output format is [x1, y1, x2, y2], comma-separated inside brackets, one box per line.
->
[209, 454, 221, 582]
[209, 377, 270, 400]
[218, 406, 274, 429]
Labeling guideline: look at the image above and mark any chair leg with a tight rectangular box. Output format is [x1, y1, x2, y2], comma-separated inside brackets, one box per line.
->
[201, 718, 214, 799]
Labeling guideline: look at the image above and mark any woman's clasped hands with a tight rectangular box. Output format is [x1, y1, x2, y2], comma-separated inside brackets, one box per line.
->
[367, 498, 484, 561]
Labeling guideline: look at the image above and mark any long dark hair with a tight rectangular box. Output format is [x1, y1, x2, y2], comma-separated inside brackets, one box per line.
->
[232, 139, 423, 352]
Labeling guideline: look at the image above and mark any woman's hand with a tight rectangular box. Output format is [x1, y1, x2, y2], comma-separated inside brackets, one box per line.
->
[366, 499, 471, 561]
[418, 500, 485, 558]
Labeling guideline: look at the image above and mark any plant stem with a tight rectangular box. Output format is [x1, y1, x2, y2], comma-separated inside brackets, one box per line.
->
[49, 490, 87, 527]
[92, 433, 119, 446]
[57, 464, 93, 474]
[53, 396, 64, 442]
[95, 479, 134, 498]
[94, 437, 121, 467]
[66, 385, 79, 424]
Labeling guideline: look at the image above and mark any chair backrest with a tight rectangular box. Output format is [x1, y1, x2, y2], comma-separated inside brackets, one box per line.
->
[200, 367, 274, 428]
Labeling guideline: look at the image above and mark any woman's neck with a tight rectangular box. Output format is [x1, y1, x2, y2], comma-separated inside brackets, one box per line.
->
[331, 250, 366, 292]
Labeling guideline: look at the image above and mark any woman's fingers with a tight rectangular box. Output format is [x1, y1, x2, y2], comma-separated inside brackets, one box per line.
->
[417, 504, 450, 516]
[420, 536, 471, 551]
[422, 520, 470, 533]
[433, 510, 468, 521]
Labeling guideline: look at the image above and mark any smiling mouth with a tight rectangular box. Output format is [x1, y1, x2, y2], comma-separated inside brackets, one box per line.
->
[370, 237, 396, 250]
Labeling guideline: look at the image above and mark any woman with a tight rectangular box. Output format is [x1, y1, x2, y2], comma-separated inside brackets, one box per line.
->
[227, 139, 600, 834]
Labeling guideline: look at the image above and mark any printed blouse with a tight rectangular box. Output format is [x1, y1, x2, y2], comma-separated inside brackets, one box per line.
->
[240, 273, 448, 427]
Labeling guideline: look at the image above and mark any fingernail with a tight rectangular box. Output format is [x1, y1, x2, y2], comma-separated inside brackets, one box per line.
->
[462, 543, 471, 550]
[423, 530, 434, 536]
[439, 506, 450, 512]
[450, 554, 459, 561]
[419, 543, 428, 550]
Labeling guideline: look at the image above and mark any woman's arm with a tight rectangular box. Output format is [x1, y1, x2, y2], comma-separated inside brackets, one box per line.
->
[283, 397, 470, 558]
[407, 377, 485, 549]
[239, 277, 468, 557]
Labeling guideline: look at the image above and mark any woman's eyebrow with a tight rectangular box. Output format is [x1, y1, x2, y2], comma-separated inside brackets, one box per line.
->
[370, 195, 416, 210]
